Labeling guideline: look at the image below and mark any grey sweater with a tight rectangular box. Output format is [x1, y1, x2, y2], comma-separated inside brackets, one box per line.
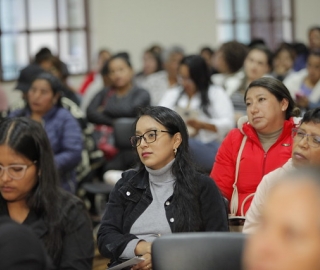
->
[120, 159, 175, 259]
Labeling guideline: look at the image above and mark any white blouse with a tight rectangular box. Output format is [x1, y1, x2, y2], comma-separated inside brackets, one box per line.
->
[159, 85, 234, 143]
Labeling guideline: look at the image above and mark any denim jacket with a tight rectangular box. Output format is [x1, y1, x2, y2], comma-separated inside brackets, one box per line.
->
[97, 168, 228, 264]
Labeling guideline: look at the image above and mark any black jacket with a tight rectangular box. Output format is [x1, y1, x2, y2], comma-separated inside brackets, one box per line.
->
[86, 86, 151, 126]
[97, 168, 228, 264]
[0, 191, 94, 270]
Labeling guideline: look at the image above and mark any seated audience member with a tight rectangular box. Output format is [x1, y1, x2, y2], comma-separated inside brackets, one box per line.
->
[292, 42, 309, 72]
[243, 167, 320, 270]
[200, 46, 217, 75]
[244, 108, 320, 233]
[97, 106, 228, 269]
[227, 45, 273, 121]
[87, 54, 150, 171]
[134, 47, 163, 91]
[141, 45, 185, 105]
[0, 216, 50, 270]
[284, 51, 320, 112]
[80, 49, 112, 112]
[15, 51, 79, 107]
[0, 117, 94, 270]
[211, 77, 300, 217]
[211, 41, 248, 89]
[10, 72, 82, 193]
[272, 43, 295, 81]
[159, 55, 234, 172]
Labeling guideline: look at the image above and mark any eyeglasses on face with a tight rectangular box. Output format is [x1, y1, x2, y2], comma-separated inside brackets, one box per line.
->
[130, 130, 171, 147]
[292, 128, 320, 148]
[0, 162, 36, 180]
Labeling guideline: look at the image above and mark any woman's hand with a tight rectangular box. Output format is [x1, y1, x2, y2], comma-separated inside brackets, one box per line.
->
[131, 252, 152, 270]
[134, 241, 152, 255]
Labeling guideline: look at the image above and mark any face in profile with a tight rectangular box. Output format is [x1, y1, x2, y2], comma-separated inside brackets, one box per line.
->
[108, 58, 133, 89]
[245, 86, 288, 134]
[0, 144, 37, 203]
[134, 115, 181, 170]
[244, 49, 270, 81]
[243, 179, 320, 270]
[28, 79, 58, 116]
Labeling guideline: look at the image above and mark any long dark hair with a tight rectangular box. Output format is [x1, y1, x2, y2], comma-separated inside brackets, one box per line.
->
[179, 55, 211, 117]
[244, 77, 300, 119]
[0, 117, 71, 266]
[134, 106, 202, 232]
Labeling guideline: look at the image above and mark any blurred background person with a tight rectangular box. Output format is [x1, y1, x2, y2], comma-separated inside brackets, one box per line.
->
[159, 55, 234, 172]
[141, 45, 185, 105]
[243, 167, 320, 270]
[227, 44, 273, 122]
[9, 72, 83, 194]
[87, 53, 150, 173]
[80, 48, 112, 113]
[211, 41, 248, 88]
[284, 51, 320, 112]
[200, 46, 217, 75]
[134, 47, 163, 90]
[272, 43, 295, 82]
[0, 117, 94, 270]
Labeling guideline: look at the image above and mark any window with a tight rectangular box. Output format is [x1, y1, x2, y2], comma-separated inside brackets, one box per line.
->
[0, 0, 90, 81]
[216, 0, 294, 49]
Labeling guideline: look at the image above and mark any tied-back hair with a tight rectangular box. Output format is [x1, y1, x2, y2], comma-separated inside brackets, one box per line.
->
[179, 55, 212, 117]
[0, 117, 77, 267]
[134, 106, 203, 232]
[30, 72, 64, 106]
[244, 77, 301, 119]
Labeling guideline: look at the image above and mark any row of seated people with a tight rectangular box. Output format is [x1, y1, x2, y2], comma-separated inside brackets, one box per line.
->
[1, 105, 320, 270]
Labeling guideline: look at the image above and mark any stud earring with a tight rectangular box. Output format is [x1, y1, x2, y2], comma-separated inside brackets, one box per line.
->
[173, 148, 177, 156]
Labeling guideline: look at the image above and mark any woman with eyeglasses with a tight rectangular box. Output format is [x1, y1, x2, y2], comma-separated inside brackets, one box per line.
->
[244, 108, 320, 233]
[159, 55, 234, 173]
[211, 77, 301, 220]
[0, 117, 94, 270]
[97, 106, 228, 270]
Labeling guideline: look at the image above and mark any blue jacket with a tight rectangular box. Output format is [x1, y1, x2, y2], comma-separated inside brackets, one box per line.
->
[97, 168, 228, 265]
[10, 106, 82, 193]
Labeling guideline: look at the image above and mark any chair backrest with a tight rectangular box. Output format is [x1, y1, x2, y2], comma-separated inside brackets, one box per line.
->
[113, 117, 136, 149]
[152, 232, 246, 270]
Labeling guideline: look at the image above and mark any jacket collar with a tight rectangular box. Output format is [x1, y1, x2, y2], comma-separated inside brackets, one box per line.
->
[127, 168, 150, 189]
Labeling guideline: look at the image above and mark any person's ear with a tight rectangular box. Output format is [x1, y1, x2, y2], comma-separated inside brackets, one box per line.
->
[281, 99, 289, 112]
[173, 132, 182, 150]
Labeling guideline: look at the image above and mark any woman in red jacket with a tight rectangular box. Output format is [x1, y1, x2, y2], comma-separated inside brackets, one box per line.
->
[210, 77, 301, 216]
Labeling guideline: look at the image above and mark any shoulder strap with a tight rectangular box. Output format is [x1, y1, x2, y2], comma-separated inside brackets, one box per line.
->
[229, 135, 247, 216]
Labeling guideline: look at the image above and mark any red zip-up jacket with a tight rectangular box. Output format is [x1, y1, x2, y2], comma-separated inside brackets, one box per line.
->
[210, 117, 300, 216]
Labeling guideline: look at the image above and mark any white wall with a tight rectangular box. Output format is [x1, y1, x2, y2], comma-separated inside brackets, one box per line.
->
[294, 0, 320, 43]
[2, 0, 320, 104]
[89, 0, 217, 72]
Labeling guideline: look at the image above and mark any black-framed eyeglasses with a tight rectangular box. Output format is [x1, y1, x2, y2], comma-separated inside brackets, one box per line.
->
[130, 130, 171, 147]
[292, 128, 320, 148]
[0, 161, 36, 180]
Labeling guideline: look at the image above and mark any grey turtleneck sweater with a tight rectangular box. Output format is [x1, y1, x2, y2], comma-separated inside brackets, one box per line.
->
[120, 159, 175, 259]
